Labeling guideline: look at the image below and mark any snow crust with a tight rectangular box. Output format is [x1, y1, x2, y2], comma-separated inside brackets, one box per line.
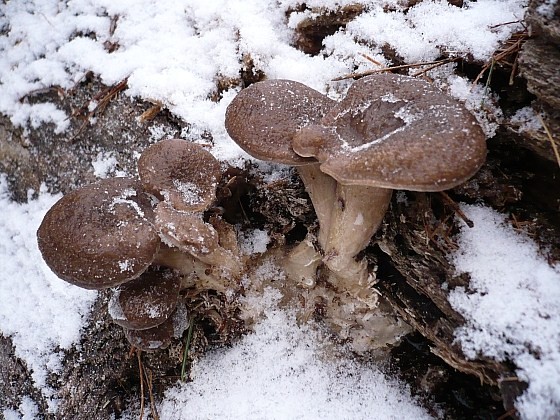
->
[0, 0, 525, 160]
[450, 205, 560, 419]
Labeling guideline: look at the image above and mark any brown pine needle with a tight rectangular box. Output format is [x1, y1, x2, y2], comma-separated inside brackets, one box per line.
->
[472, 31, 527, 87]
[538, 114, 560, 169]
[137, 350, 145, 420]
[439, 191, 474, 228]
[359, 52, 382, 66]
[333, 59, 455, 81]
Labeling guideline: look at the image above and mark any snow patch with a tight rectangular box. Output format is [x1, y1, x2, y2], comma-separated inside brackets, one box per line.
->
[450, 204, 560, 419]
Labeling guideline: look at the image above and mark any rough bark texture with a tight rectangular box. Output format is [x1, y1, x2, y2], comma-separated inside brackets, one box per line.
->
[1, 2, 559, 419]
[513, 0, 560, 162]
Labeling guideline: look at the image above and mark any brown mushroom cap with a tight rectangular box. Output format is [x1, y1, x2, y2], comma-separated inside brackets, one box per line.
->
[225, 79, 336, 165]
[37, 178, 160, 289]
[123, 302, 189, 351]
[292, 73, 487, 191]
[124, 313, 175, 351]
[108, 267, 182, 330]
[154, 201, 220, 256]
[138, 139, 221, 212]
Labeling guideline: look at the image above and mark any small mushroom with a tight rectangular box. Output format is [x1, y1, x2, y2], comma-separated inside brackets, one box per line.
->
[154, 201, 242, 279]
[137, 138, 243, 288]
[124, 301, 189, 352]
[108, 267, 182, 330]
[292, 73, 487, 298]
[123, 311, 176, 351]
[138, 138, 221, 212]
[225, 79, 337, 286]
[37, 178, 160, 289]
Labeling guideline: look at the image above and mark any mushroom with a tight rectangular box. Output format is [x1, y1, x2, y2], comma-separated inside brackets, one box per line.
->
[292, 73, 487, 299]
[137, 138, 221, 212]
[108, 267, 182, 330]
[37, 177, 160, 289]
[37, 139, 242, 351]
[225, 79, 337, 286]
[124, 300, 189, 352]
[138, 139, 243, 279]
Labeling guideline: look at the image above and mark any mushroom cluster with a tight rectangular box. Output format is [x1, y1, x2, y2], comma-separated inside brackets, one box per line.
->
[37, 139, 242, 351]
[225, 74, 487, 306]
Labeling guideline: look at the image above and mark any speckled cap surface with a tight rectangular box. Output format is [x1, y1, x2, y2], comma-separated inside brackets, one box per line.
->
[138, 139, 221, 212]
[293, 74, 487, 191]
[37, 177, 160, 289]
[225, 79, 335, 165]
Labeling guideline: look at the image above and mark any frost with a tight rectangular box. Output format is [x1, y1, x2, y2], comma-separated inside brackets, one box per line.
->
[510, 106, 543, 134]
[238, 229, 271, 255]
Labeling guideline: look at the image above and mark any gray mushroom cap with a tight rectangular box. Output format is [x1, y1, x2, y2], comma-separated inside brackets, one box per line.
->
[108, 267, 182, 330]
[138, 139, 221, 212]
[37, 178, 160, 289]
[225, 79, 336, 165]
[292, 73, 487, 192]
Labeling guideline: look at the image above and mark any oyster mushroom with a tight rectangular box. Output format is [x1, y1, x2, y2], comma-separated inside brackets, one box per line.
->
[225, 79, 337, 286]
[292, 73, 487, 299]
[138, 138, 221, 212]
[37, 177, 160, 289]
[123, 305, 187, 352]
[108, 267, 182, 330]
[138, 139, 242, 280]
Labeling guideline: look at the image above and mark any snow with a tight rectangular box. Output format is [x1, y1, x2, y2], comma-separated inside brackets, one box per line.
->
[238, 229, 271, 255]
[92, 151, 127, 178]
[156, 288, 431, 420]
[0, 177, 97, 409]
[3, 0, 557, 419]
[0, 0, 526, 149]
[450, 204, 560, 418]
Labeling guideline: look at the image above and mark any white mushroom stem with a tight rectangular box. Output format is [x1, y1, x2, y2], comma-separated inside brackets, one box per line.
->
[283, 164, 337, 287]
[323, 184, 392, 301]
[283, 237, 322, 288]
[153, 246, 235, 293]
[296, 164, 338, 249]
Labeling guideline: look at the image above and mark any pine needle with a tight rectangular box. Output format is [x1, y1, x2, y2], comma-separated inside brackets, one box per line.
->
[538, 114, 560, 169]
[181, 318, 196, 382]
[137, 350, 145, 420]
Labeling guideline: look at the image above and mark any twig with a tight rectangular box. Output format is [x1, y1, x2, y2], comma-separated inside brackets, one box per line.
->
[332, 59, 457, 81]
[359, 52, 382, 66]
[137, 350, 145, 420]
[489, 20, 523, 29]
[439, 191, 474, 228]
[538, 114, 560, 169]
[70, 78, 128, 141]
[472, 31, 528, 87]
[410, 57, 459, 77]
[144, 368, 160, 420]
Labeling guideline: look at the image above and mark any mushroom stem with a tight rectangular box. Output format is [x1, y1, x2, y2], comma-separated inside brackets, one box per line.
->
[323, 184, 392, 300]
[153, 246, 236, 293]
[283, 236, 323, 288]
[283, 164, 337, 287]
[296, 164, 337, 249]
